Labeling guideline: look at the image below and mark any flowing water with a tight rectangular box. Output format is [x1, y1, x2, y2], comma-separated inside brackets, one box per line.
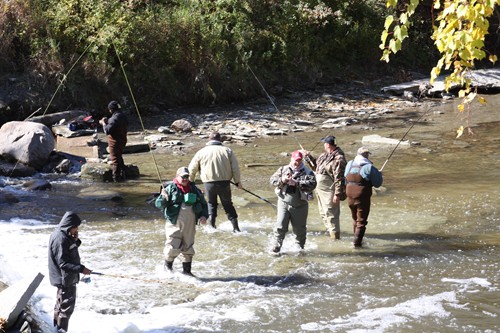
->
[0, 96, 499, 333]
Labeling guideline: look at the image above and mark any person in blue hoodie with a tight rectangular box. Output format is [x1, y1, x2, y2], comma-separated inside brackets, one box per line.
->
[48, 211, 92, 333]
[345, 147, 383, 248]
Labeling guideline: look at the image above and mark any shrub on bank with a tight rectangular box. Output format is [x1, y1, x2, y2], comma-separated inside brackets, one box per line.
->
[0, 0, 437, 120]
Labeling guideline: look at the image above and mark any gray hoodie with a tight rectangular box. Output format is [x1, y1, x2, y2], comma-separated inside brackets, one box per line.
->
[48, 211, 86, 287]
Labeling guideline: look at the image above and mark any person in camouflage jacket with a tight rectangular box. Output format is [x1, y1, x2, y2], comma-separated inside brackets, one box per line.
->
[304, 135, 347, 240]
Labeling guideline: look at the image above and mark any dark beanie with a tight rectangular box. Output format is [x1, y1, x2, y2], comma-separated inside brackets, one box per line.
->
[108, 100, 120, 111]
[209, 132, 221, 141]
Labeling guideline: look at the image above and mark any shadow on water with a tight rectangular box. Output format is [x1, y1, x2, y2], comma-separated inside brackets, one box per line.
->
[312, 231, 498, 260]
[198, 273, 313, 287]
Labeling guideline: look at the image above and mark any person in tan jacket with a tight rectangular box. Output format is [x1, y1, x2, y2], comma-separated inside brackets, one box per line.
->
[188, 132, 243, 232]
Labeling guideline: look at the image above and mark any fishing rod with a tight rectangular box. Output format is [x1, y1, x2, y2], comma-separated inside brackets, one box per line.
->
[230, 181, 276, 209]
[379, 106, 430, 172]
[89, 271, 167, 284]
[236, 48, 306, 153]
[39, 41, 94, 117]
[114, 44, 164, 188]
[9, 43, 93, 177]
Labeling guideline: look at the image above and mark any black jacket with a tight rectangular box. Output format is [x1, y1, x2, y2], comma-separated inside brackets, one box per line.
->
[48, 211, 85, 287]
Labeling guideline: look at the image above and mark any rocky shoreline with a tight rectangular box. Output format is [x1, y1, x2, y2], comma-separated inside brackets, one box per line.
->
[129, 84, 433, 150]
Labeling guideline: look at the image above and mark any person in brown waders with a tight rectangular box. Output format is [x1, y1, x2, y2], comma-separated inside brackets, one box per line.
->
[345, 147, 383, 248]
[99, 101, 128, 182]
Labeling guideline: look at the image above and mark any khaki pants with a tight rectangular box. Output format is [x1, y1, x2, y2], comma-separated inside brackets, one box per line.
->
[164, 203, 196, 263]
[315, 174, 340, 234]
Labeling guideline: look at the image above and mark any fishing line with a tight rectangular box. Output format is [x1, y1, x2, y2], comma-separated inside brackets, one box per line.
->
[113, 43, 164, 187]
[379, 106, 431, 172]
[9, 43, 94, 177]
[90, 271, 167, 284]
[34, 41, 95, 119]
[236, 47, 306, 152]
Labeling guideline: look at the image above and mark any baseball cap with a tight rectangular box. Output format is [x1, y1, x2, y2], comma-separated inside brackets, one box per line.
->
[357, 147, 371, 155]
[320, 135, 336, 145]
[291, 150, 303, 161]
[176, 167, 189, 176]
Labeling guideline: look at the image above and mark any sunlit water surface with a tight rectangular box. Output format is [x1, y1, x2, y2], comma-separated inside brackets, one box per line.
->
[0, 97, 499, 333]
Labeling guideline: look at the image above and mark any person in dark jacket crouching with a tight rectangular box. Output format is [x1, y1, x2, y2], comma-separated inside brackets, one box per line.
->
[48, 211, 92, 333]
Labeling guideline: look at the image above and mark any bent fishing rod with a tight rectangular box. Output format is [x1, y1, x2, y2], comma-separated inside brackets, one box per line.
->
[379, 106, 430, 172]
[237, 48, 307, 154]
[114, 44, 164, 188]
[230, 181, 276, 209]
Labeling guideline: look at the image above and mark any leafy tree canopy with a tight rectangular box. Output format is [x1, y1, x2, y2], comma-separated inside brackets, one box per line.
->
[380, 0, 499, 137]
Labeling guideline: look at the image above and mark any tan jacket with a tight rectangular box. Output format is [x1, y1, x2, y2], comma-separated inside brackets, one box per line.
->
[188, 141, 241, 183]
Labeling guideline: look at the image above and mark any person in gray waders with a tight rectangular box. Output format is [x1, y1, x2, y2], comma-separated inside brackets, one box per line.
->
[270, 150, 317, 254]
[155, 167, 208, 276]
[48, 211, 92, 333]
[345, 147, 383, 248]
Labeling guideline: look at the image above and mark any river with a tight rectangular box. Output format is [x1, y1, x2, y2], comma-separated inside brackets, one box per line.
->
[0, 95, 499, 333]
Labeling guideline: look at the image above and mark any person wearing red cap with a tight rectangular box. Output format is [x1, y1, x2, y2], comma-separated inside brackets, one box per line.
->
[99, 101, 128, 182]
[269, 150, 317, 254]
[304, 135, 347, 240]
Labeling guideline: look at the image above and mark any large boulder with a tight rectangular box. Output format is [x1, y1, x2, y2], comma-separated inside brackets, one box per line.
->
[0, 160, 36, 177]
[0, 121, 55, 170]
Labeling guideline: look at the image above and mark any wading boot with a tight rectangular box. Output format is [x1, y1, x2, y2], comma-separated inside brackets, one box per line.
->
[230, 218, 241, 232]
[164, 260, 173, 271]
[182, 262, 195, 277]
[329, 230, 340, 240]
[353, 227, 366, 248]
[208, 216, 216, 228]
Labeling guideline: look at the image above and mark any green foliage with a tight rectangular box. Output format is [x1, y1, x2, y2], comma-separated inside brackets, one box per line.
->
[0, 0, 432, 112]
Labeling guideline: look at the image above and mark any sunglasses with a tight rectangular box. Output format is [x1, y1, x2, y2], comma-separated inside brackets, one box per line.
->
[181, 175, 189, 179]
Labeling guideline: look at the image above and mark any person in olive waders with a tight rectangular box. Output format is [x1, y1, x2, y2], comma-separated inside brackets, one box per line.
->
[155, 167, 209, 276]
[345, 147, 383, 248]
[99, 100, 128, 182]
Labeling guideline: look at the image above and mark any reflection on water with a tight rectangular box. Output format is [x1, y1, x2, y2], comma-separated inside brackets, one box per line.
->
[0, 97, 499, 332]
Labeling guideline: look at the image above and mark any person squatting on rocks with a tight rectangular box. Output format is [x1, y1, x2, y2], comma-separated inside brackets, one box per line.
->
[270, 150, 316, 254]
[304, 135, 347, 240]
[48, 211, 92, 333]
[155, 167, 208, 276]
[188, 131, 243, 232]
[345, 147, 383, 248]
[99, 100, 128, 182]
